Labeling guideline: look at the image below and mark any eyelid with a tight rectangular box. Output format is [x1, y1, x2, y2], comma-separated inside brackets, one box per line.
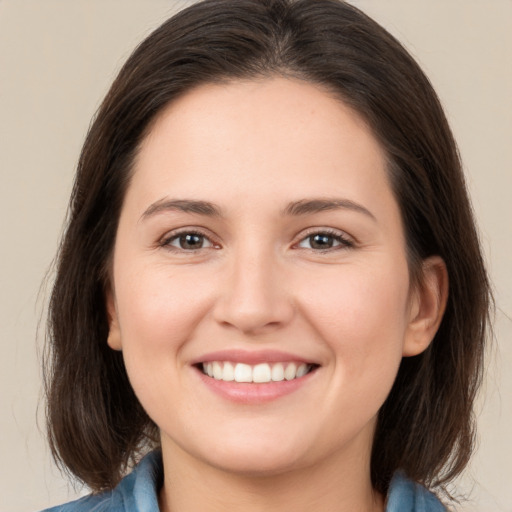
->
[293, 227, 355, 251]
[159, 227, 220, 251]
[157, 226, 354, 253]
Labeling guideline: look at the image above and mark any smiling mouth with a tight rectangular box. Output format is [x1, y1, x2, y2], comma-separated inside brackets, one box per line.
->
[199, 361, 318, 383]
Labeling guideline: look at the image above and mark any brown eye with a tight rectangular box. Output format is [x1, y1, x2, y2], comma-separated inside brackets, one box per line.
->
[297, 231, 353, 251]
[164, 232, 214, 251]
[309, 234, 335, 249]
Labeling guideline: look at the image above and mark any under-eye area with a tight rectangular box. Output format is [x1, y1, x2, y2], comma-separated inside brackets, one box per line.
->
[197, 361, 320, 383]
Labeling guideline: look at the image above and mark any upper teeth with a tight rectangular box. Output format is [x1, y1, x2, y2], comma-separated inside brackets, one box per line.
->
[202, 361, 311, 383]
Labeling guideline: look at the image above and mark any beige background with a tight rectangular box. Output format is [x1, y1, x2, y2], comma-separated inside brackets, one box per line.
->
[0, 1, 510, 510]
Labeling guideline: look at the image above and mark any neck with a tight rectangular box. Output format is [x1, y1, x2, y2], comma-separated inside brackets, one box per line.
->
[158, 438, 384, 512]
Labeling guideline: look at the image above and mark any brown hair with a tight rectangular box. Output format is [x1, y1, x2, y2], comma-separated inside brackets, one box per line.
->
[44, 0, 491, 497]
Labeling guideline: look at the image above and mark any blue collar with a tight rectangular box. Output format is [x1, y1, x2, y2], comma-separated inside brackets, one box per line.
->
[386, 471, 446, 511]
[42, 450, 445, 511]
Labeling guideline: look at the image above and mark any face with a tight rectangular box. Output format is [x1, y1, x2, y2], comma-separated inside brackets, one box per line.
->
[107, 77, 436, 476]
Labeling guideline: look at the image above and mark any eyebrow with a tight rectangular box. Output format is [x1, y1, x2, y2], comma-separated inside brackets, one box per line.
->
[140, 197, 376, 222]
[281, 198, 376, 221]
[141, 199, 223, 221]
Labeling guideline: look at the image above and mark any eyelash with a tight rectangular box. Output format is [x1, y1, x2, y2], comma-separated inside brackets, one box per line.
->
[295, 228, 354, 252]
[159, 228, 354, 253]
[159, 229, 217, 252]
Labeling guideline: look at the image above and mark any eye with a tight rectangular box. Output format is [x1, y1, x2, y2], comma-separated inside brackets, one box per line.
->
[296, 230, 353, 251]
[161, 230, 215, 251]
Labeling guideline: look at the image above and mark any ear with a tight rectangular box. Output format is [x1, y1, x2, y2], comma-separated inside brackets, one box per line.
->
[403, 256, 449, 357]
[105, 287, 122, 351]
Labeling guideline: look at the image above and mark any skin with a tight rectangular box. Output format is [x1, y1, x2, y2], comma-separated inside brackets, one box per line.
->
[107, 77, 447, 512]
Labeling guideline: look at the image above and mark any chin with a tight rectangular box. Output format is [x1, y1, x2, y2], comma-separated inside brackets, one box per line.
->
[201, 445, 307, 477]
[165, 422, 315, 477]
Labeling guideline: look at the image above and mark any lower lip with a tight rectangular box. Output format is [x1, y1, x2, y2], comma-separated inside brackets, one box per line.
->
[194, 367, 317, 404]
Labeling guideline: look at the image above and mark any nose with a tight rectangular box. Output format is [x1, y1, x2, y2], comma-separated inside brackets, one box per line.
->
[212, 245, 295, 336]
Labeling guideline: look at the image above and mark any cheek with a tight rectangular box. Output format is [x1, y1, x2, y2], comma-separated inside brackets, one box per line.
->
[303, 261, 409, 329]
[112, 263, 218, 423]
[114, 262, 216, 359]
[298, 261, 410, 387]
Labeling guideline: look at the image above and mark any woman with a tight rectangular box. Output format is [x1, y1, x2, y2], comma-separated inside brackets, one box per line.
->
[42, 0, 491, 510]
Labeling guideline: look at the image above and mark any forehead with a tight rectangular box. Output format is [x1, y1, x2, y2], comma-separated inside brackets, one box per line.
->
[129, 77, 394, 219]
[143, 77, 377, 157]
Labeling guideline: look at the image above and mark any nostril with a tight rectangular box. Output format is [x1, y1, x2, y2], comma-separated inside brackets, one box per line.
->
[211, 275, 295, 334]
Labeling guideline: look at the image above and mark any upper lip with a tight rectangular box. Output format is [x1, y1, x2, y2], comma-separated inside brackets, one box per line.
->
[190, 349, 320, 366]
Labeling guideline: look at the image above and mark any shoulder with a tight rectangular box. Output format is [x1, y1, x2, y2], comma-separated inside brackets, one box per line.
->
[39, 451, 163, 512]
[40, 492, 115, 512]
[386, 471, 447, 512]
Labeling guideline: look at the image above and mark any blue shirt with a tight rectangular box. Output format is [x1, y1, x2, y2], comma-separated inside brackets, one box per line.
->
[42, 451, 446, 511]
